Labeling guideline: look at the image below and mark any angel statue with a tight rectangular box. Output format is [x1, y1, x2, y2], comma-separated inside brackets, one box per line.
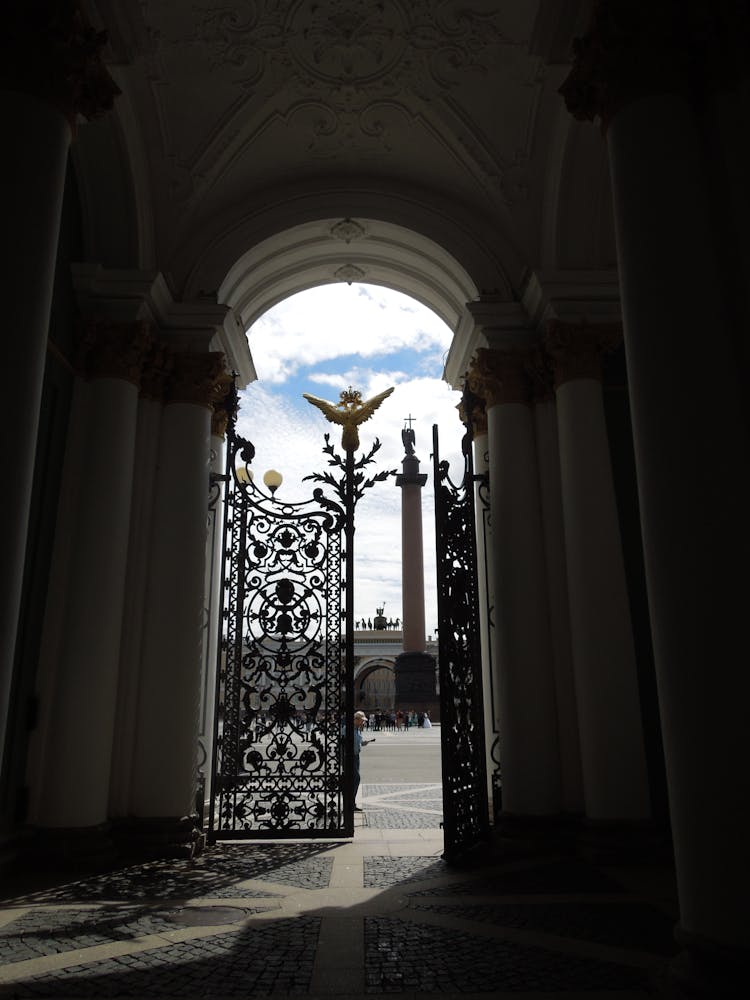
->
[302, 385, 394, 452]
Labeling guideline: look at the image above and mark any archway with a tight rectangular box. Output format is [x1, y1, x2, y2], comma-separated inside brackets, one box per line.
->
[207, 222, 489, 849]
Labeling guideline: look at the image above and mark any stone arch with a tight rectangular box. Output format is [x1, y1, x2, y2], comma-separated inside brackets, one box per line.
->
[354, 659, 397, 712]
[182, 178, 521, 310]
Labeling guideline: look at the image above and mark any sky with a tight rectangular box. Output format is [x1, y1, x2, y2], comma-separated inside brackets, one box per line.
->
[234, 282, 467, 635]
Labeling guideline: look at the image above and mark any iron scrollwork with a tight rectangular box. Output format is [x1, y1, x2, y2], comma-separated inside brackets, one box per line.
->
[433, 416, 490, 861]
[209, 391, 394, 840]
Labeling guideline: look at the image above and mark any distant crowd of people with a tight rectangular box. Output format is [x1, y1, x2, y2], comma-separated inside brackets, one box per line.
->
[362, 709, 431, 731]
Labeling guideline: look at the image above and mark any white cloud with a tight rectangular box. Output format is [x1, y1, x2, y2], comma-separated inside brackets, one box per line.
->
[247, 283, 453, 384]
[234, 375, 466, 631]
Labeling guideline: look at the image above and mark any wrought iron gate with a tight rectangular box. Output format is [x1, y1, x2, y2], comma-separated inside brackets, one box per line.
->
[433, 416, 490, 861]
[208, 388, 392, 840]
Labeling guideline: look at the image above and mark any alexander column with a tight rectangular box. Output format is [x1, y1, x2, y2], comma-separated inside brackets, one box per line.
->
[394, 418, 438, 719]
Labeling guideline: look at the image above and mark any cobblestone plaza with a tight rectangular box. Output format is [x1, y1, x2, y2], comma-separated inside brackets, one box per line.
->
[0, 730, 679, 998]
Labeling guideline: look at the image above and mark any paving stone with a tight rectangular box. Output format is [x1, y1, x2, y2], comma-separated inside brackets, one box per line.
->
[409, 859, 626, 897]
[364, 856, 451, 888]
[0, 904, 266, 964]
[363, 808, 442, 829]
[408, 899, 679, 955]
[3, 843, 333, 905]
[3, 918, 321, 998]
[364, 916, 651, 993]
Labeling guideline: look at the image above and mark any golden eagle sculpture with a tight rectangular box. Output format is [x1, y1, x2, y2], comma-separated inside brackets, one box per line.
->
[302, 385, 394, 452]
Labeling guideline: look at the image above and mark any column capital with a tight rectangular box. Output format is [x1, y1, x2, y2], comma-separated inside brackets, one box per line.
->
[559, 1, 750, 133]
[468, 347, 533, 408]
[544, 320, 622, 388]
[77, 319, 153, 387]
[1, 1, 120, 130]
[526, 346, 556, 404]
[168, 352, 230, 410]
[139, 343, 174, 403]
[457, 384, 488, 437]
[211, 373, 238, 438]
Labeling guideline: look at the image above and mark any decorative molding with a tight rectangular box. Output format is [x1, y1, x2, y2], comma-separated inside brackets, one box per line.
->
[0, 0, 120, 130]
[526, 346, 555, 403]
[196, 1, 512, 95]
[468, 348, 534, 408]
[77, 319, 152, 387]
[139, 342, 174, 403]
[458, 389, 488, 437]
[544, 319, 622, 387]
[559, 0, 750, 132]
[334, 263, 366, 284]
[192, 0, 519, 166]
[330, 218, 367, 244]
[211, 372, 238, 438]
[168, 352, 229, 409]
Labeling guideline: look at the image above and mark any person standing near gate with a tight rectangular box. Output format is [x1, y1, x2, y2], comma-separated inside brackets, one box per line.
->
[353, 710, 374, 811]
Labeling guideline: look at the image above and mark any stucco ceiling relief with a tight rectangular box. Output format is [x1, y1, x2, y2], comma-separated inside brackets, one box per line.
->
[135, 0, 537, 211]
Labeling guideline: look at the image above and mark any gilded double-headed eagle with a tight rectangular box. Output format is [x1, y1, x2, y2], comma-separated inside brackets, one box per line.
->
[302, 385, 394, 452]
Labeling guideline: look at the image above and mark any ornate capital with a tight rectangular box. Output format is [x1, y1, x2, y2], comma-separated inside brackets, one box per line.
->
[168, 352, 229, 409]
[468, 348, 533, 408]
[211, 373, 237, 438]
[77, 319, 152, 386]
[559, 1, 750, 132]
[458, 384, 488, 437]
[2, 1, 120, 129]
[139, 343, 174, 402]
[544, 320, 622, 387]
[526, 347, 555, 404]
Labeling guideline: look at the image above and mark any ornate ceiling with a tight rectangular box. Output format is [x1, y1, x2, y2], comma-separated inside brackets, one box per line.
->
[77, 0, 612, 321]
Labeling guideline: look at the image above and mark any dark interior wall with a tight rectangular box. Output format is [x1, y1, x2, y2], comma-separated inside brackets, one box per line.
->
[0, 158, 81, 835]
[602, 345, 670, 829]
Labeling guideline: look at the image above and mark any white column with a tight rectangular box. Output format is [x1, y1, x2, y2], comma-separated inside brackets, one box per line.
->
[547, 324, 650, 821]
[532, 389, 584, 816]
[608, 93, 749, 951]
[130, 354, 225, 820]
[560, 10, 750, 978]
[472, 349, 561, 818]
[108, 394, 163, 817]
[34, 343, 142, 826]
[0, 92, 71, 769]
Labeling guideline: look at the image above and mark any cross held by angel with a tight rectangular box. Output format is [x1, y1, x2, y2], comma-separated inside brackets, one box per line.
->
[302, 385, 394, 452]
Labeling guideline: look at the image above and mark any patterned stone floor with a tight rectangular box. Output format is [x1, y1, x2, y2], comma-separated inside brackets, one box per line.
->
[0, 786, 679, 999]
